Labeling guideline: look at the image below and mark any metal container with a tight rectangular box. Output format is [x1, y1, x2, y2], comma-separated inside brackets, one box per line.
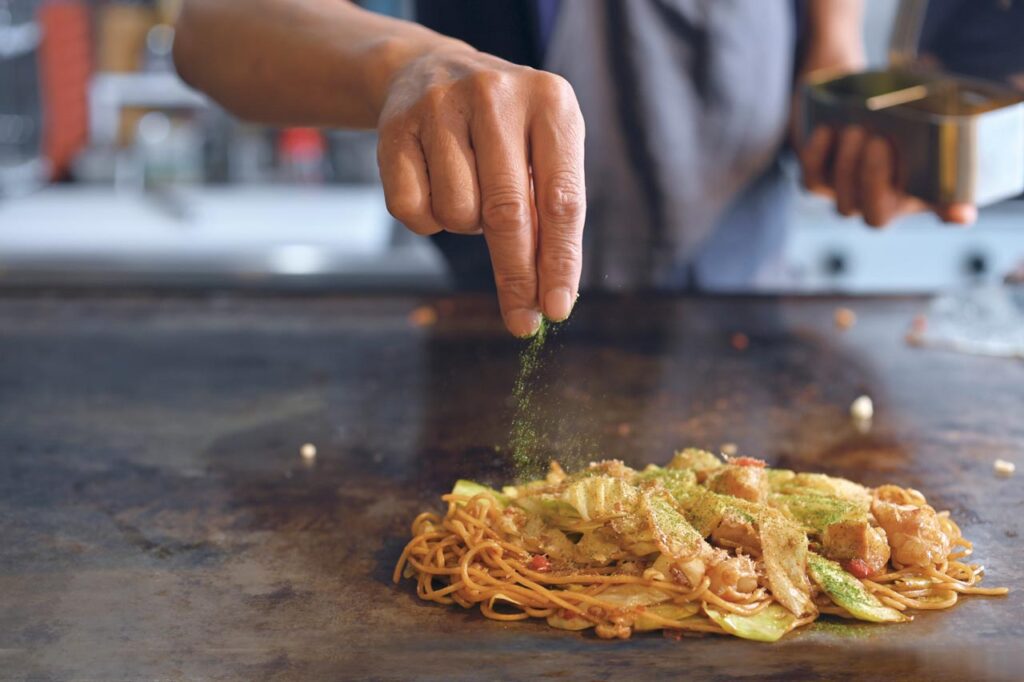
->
[803, 70, 1024, 207]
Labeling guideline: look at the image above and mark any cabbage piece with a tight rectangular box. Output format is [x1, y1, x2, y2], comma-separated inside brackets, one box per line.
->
[558, 475, 640, 522]
[770, 493, 862, 533]
[766, 468, 796, 489]
[759, 509, 815, 617]
[574, 528, 624, 564]
[807, 553, 906, 623]
[634, 603, 702, 631]
[594, 583, 674, 608]
[546, 611, 594, 630]
[641, 491, 706, 561]
[518, 514, 579, 561]
[512, 495, 580, 524]
[705, 603, 798, 642]
[451, 480, 509, 507]
[636, 466, 698, 502]
[676, 486, 758, 538]
[776, 473, 871, 510]
[488, 592, 523, 610]
[667, 448, 722, 473]
[502, 476, 562, 500]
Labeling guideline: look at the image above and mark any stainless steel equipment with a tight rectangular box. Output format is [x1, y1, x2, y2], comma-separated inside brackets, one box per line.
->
[803, 69, 1024, 207]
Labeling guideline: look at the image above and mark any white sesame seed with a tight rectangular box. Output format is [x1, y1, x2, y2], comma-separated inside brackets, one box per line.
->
[850, 395, 874, 421]
[994, 459, 1015, 478]
[300, 443, 317, 460]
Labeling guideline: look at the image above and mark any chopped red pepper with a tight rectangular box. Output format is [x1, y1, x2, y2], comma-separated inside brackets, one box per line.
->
[731, 456, 766, 468]
[528, 555, 551, 573]
[845, 558, 872, 579]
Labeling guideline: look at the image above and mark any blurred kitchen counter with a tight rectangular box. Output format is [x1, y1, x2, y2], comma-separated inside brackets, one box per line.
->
[1, 184, 1023, 292]
[0, 184, 449, 289]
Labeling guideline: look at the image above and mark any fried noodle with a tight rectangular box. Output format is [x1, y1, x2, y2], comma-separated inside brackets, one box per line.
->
[393, 460, 1007, 640]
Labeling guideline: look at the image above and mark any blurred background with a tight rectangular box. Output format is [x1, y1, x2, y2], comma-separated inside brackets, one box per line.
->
[0, 0, 1021, 293]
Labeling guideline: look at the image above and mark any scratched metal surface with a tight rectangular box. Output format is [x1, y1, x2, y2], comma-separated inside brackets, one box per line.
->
[0, 294, 1020, 681]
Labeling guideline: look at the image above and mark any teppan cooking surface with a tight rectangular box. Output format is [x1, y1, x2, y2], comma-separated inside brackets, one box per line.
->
[0, 294, 1020, 681]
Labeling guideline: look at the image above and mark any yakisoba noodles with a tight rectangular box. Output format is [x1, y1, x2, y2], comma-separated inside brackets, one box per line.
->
[394, 450, 1007, 641]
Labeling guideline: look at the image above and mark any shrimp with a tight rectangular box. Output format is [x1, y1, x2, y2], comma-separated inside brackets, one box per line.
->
[871, 498, 951, 567]
[707, 554, 760, 601]
[650, 551, 709, 590]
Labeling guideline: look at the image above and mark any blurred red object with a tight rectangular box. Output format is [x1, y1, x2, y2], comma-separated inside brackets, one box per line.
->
[278, 127, 326, 183]
[279, 128, 325, 160]
[38, 0, 92, 180]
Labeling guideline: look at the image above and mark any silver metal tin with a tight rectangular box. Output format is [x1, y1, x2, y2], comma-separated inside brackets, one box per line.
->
[803, 70, 1024, 206]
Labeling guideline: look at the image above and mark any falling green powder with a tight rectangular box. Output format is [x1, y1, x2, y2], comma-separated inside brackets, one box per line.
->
[509, 319, 549, 478]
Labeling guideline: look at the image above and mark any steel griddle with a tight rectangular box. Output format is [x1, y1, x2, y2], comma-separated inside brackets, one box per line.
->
[0, 294, 1021, 681]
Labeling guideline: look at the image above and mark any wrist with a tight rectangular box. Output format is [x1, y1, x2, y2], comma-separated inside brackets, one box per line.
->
[802, 0, 866, 79]
[801, 40, 866, 80]
[363, 33, 475, 123]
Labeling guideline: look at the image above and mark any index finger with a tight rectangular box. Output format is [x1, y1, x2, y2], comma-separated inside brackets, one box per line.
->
[531, 79, 585, 322]
[472, 100, 540, 338]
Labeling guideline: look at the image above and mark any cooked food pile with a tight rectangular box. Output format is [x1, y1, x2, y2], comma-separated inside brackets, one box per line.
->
[394, 450, 1007, 641]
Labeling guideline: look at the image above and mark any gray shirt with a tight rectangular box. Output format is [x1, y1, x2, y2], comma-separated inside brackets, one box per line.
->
[547, 0, 795, 290]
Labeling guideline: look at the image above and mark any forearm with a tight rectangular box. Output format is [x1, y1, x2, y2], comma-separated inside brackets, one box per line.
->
[173, 0, 471, 128]
[801, 0, 866, 76]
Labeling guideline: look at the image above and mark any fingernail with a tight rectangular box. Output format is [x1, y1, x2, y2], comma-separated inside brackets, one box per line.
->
[507, 309, 542, 338]
[544, 288, 574, 322]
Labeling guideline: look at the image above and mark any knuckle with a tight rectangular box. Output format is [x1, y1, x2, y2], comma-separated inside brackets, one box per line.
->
[407, 224, 438, 236]
[434, 198, 479, 232]
[541, 249, 580, 282]
[375, 133, 399, 165]
[493, 267, 536, 296]
[540, 171, 585, 223]
[419, 84, 451, 115]
[843, 124, 866, 139]
[535, 71, 574, 102]
[385, 194, 425, 227]
[482, 186, 531, 232]
[377, 117, 405, 140]
[469, 69, 513, 107]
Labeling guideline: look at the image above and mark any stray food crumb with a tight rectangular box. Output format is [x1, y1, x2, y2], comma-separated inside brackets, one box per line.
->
[850, 395, 874, 421]
[721, 443, 738, 457]
[906, 314, 927, 346]
[834, 307, 857, 330]
[994, 459, 1015, 478]
[300, 443, 317, 460]
[730, 333, 749, 351]
[409, 305, 438, 328]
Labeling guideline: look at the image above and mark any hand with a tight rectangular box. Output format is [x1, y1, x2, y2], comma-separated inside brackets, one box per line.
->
[376, 47, 586, 337]
[799, 125, 977, 228]
[792, 0, 975, 229]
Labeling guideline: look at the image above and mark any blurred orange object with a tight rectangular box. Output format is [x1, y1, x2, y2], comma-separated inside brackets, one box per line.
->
[38, 0, 92, 180]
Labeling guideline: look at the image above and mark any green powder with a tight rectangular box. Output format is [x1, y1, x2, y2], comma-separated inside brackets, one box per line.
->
[509, 319, 549, 479]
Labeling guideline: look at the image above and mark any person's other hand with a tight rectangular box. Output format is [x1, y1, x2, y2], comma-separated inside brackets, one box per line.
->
[376, 47, 585, 337]
[799, 125, 977, 228]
